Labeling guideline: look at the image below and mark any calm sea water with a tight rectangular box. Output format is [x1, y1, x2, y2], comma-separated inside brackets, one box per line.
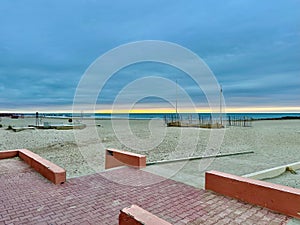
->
[34, 112, 300, 120]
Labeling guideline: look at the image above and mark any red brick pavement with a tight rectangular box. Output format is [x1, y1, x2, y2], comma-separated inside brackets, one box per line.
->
[0, 158, 291, 225]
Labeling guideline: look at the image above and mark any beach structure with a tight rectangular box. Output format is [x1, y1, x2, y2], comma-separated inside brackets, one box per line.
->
[165, 114, 253, 128]
[166, 85, 225, 128]
[9, 126, 35, 132]
[29, 111, 86, 130]
[227, 115, 252, 127]
[0, 149, 66, 184]
[165, 113, 225, 128]
[243, 161, 300, 180]
[29, 122, 86, 130]
[35, 111, 39, 126]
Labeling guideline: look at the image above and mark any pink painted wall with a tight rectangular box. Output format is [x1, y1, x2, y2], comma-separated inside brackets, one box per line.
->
[0, 150, 18, 159]
[119, 205, 172, 225]
[105, 148, 146, 169]
[0, 149, 66, 185]
[205, 170, 300, 219]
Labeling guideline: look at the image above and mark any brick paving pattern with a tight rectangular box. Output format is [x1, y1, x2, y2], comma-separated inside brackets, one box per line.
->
[0, 158, 291, 225]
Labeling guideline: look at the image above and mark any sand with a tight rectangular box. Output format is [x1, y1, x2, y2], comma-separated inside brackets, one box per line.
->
[0, 117, 300, 188]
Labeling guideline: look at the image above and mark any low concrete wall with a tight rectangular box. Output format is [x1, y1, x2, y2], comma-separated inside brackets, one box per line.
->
[119, 205, 172, 225]
[18, 149, 66, 184]
[105, 148, 146, 169]
[0, 149, 66, 185]
[0, 150, 18, 159]
[205, 170, 300, 219]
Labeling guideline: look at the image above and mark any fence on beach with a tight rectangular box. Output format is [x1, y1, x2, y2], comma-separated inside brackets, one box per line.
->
[164, 114, 224, 128]
[164, 114, 252, 128]
[227, 116, 252, 127]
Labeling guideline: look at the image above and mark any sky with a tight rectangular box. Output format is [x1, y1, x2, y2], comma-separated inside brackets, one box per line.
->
[0, 0, 299, 113]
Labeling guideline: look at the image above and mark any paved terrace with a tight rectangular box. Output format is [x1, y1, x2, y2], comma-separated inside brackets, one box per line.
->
[0, 158, 292, 225]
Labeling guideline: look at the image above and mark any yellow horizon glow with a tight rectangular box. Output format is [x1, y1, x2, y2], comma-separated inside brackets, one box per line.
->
[1, 106, 300, 114]
[96, 106, 300, 114]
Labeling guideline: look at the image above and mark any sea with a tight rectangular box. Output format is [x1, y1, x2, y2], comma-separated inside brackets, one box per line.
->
[20, 112, 300, 120]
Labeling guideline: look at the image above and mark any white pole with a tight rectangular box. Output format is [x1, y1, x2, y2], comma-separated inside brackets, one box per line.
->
[175, 79, 178, 115]
[220, 85, 222, 126]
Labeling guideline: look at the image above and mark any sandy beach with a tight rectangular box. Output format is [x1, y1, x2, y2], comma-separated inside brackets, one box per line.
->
[0, 117, 300, 188]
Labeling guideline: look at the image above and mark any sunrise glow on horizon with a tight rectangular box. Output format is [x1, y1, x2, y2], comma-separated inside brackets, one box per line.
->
[1, 106, 300, 114]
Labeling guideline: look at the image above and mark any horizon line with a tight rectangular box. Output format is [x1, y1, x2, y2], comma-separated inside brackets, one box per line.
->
[1, 106, 300, 114]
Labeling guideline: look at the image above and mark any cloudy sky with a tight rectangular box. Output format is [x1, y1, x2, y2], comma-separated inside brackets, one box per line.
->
[0, 0, 299, 113]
